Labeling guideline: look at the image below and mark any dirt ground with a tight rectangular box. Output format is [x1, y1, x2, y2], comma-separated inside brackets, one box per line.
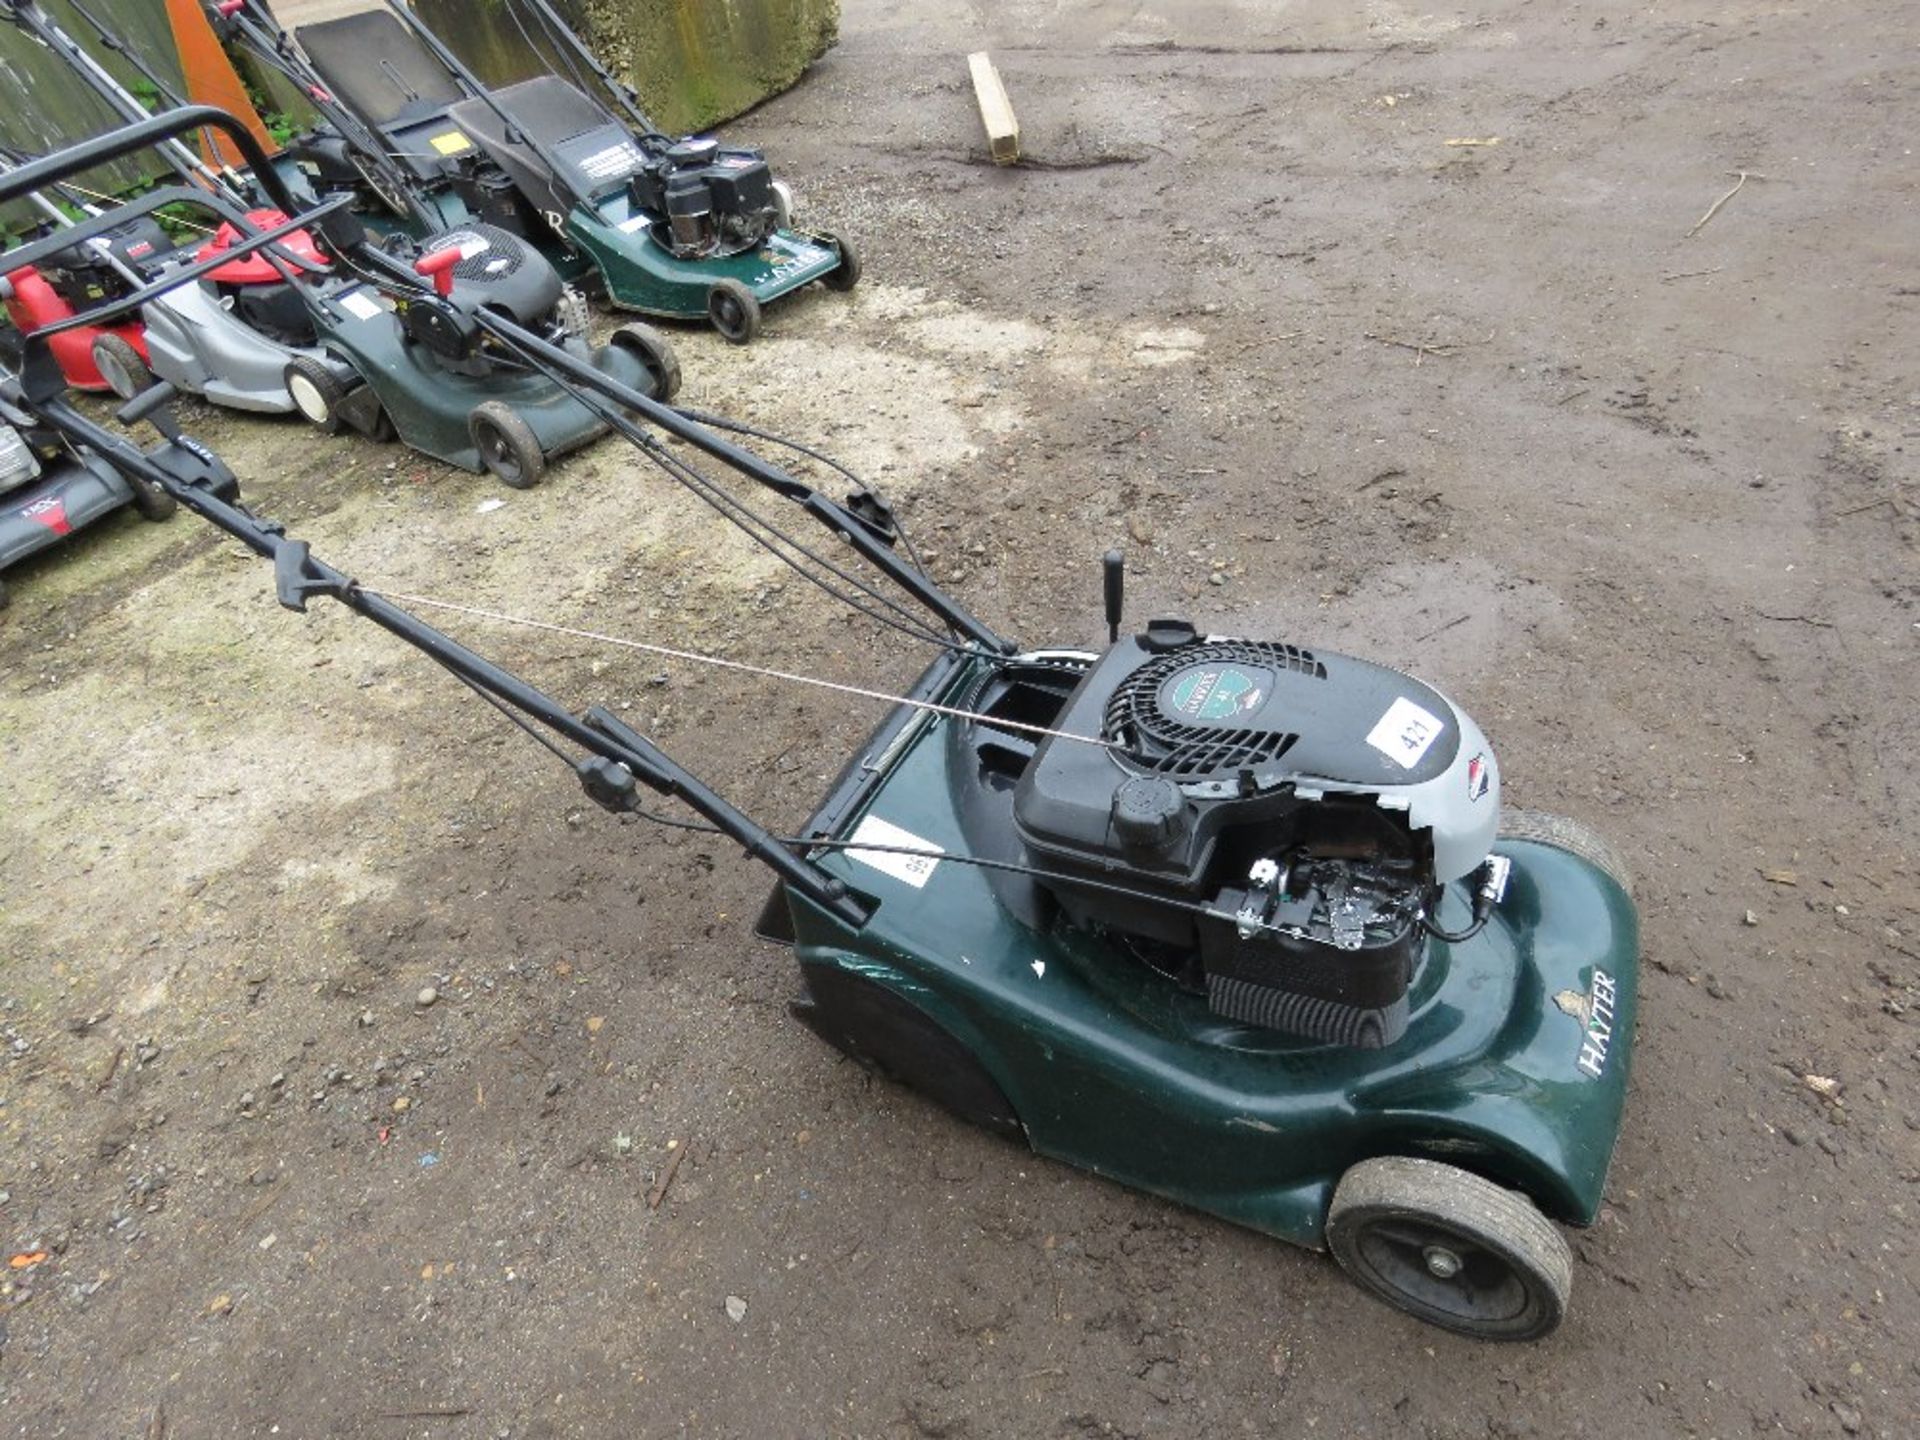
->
[3, 0, 1918, 1435]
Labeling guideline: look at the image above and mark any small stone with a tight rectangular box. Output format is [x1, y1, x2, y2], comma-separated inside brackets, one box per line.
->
[1742, 910, 1759, 927]
[358, 1010, 376, 1028]
[416, 987, 439, 1009]
[268, 1073, 286, 1090]
[1208, 572, 1226, 586]
[613, 1133, 633, 1156]
[1831, 1401, 1862, 1434]
[392, 1096, 412, 1114]
[258, 1234, 277, 1251]
[209, 1293, 234, 1316]
[1782, 1125, 1806, 1147]
[724, 1295, 747, 1323]
[237, 1092, 256, 1112]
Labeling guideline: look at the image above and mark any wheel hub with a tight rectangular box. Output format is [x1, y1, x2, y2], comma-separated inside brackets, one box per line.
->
[1422, 1244, 1464, 1280]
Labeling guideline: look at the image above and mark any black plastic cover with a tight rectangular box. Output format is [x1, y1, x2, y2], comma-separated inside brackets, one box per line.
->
[296, 11, 466, 128]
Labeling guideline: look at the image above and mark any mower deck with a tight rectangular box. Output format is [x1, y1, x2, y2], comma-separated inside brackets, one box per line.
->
[769, 651, 1638, 1246]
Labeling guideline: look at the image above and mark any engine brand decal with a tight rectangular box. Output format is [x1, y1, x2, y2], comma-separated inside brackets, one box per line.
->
[1366, 696, 1445, 769]
[1164, 664, 1265, 723]
[1465, 752, 1491, 802]
[19, 493, 71, 534]
[1554, 969, 1618, 1078]
[429, 131, 474, 156]
[845, 814, 944, 889]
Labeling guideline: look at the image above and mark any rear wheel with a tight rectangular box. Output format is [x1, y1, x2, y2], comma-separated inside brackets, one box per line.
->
[1326, 1157, 1572, 1341]
[92, 333, 154, 402]
[128, 475, 177, 522]
[819, 232, 861, 292]
[469, 401, 545, 489]
[284, 355, 347, 435]
[1498, 809, 1633, 896]
[706, 279, 761, 345]
[609, 322, 682, 402]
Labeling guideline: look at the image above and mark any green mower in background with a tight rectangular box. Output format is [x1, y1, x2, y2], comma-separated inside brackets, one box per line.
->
[211, 0, 859, 342]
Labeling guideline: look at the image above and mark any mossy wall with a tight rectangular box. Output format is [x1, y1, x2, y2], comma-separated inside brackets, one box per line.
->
[414, 0, 839, 135]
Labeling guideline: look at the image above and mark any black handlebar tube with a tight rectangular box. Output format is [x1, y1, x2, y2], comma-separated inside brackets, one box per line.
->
[8, 382, 877, 930]
[0, 103, 305, 222]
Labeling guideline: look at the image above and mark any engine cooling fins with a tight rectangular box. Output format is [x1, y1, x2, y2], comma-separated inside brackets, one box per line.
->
[1101, 640, 1325, 781]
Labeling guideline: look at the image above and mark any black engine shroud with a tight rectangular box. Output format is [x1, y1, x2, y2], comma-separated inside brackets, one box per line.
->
[954, 625, 1469, 1048]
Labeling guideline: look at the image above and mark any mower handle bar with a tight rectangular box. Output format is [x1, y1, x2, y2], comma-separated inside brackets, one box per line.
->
[0, 104, 303, 221]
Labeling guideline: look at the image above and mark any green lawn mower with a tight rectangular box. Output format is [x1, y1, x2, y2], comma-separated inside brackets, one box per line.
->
[3, 113, 1640, 1344]
[210, 0, 859, 343]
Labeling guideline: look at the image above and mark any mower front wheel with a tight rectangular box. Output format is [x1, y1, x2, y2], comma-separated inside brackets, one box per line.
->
[469, 402, 546, 489]
[284, 355, 348, 435]
[819, 232, 861, 292]
[92, 333, 154, 401]
[1326, 1157, 1572, 1342]
[610, 322, 683, 402]
[707, 279, 761, 345]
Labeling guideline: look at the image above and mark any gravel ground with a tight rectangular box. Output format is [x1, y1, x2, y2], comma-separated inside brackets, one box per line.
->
[2, 1, 1917, 1436]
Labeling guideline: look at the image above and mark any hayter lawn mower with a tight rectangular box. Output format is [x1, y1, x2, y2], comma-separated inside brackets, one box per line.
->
[4, 109, 1640, 1343]
[209, 0, 859, 342]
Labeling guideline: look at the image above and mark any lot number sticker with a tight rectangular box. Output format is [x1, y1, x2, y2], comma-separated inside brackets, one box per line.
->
[1365, 696, 1445, 769]
[846, 814, 944, 889]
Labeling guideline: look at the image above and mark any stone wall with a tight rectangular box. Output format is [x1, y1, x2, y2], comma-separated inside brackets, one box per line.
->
[414, 0, 839, 135]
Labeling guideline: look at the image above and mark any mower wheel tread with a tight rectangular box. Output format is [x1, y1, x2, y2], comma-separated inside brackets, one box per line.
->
[707, 279, 761, 345]
[469, 402, 546, 489]
[1327, 1156, 1572, 1341]
[91, 333, 154, 402]
[128, 476, 178, 523]
[610, 322, 683, 402]
[284, 355, 348, 435]
[819, 232, 861, 292]
[1498, 808, 1633, 896]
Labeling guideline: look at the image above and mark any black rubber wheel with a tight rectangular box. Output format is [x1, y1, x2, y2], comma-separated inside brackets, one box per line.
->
[706, 279, 761, 345]
[609, 321, 683, 402]
[1499, 809, 1633, 896]
[91, 333, 154, 402]
[818, 232, 861, 292]
[128, 475, 177, 522]
[468, 401, 545, 489]
[284, 355, 347, 435]
[1326, 1157, 1572, 1341]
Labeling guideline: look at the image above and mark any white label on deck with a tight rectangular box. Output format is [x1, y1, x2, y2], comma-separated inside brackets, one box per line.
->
[336, 288, 385, 321]
[845, 814, 943, 889]
[1365, 696, 1445, 769]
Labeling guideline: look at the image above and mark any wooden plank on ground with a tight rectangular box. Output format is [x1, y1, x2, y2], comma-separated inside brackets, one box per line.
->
[967, 51, 1020, 165]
